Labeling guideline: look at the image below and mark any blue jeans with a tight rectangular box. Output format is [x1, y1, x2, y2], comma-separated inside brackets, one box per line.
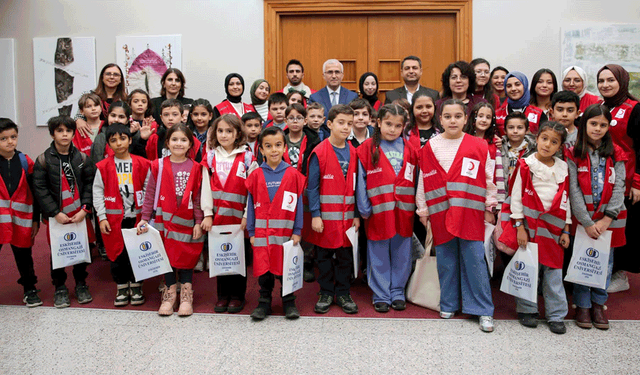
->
[435, 237, 494, 316]
[367, 234, 412, 304]
[573, 250, 614, 308]
[515, 264, 568, 322]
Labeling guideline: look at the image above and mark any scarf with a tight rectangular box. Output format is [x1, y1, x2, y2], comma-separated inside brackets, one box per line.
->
[505, 71, 530, 109]
[598, 64, 639, 108]
[359, 72, 379, 108]
[225, 73, 244, 104]
[250, 79, 269, 105]
[562, 66, 589, 98]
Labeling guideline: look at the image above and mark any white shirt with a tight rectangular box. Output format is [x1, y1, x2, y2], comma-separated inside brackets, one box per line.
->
[327, 86, 341, 105]
[405, 84, 421, 104]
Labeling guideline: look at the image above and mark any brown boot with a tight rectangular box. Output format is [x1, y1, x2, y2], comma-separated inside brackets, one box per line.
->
[574, 307, 592, 329]
[591, 303, 609, 330]
[158, 284, 177, 316]
[177, 283, 194, 317]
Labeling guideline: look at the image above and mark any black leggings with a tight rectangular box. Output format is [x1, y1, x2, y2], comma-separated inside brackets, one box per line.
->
[164, 268, 193, 286]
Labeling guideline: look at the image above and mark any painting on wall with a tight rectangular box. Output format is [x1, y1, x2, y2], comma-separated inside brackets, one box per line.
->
[33, 36, 97, 126]
[0, 39, 18, 123]
[116, 35, 182, 98]
[562, 24, 640, 99]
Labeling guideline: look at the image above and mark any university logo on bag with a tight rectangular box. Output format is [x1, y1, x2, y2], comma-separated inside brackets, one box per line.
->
[514, 261, 525, 271]
[64, 232, 76, 241]
[292, 255, 298, 265]
[586, 248, 599, 258]
[220, 243, 233, 252]
[140, 241, 152, 251]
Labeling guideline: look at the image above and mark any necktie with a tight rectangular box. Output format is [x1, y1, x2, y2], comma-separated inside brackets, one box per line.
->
[331, 91, 338, 106]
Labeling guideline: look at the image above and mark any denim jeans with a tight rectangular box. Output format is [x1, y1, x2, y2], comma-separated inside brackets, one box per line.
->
[573, 250, 614, 308]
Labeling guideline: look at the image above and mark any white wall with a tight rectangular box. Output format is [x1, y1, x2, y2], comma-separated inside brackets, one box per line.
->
[0, 0, 638, 156]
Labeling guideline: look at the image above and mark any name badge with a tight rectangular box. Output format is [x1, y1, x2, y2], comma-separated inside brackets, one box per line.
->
[136, 191, 145, 206]
[608, 167, 616, 184]
[282, 191, 297, 212]
[527, 113, 539, 123]
[560, 191, 568, 211]
[188, 192, 194, 210]
[615, 109, 626, 119]
[404, 162, 415, 181]
[236, 162, 246, 179]
[461, 157, 480, 179]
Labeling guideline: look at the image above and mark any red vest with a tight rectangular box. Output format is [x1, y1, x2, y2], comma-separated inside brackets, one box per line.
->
[303, 139, 357, 248]
[357, 138, 417, 241]
[570, 145, 627, 247]
[580, 93, 601, 113]
[215, 100, 255, 118]
[72, 121, 104, 156]
[420, 134, 488, 246]
[246, 166, 305, 277]
[405, 128, 421, 151]
[607, 98, 639, 194]
[96, 155, 150, 261]
[499, 159, 569, 269]
[0, 153, 34, 247]
[204, 152, 248, 226]
[146, 133, 201, 161]
[496, 105, 544, 136]
[151, 157, 204, 269]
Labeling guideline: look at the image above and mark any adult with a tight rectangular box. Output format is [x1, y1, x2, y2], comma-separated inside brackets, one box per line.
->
[471, 58, 500, 109]
[150, 68, 193, 127]
[596, 64, 640, 290]
[435, 61, 487, 117]
[384, 55, 440, 105]
[308, 59, 358, 118]
[250, 79, 271, 121]
[490, 66, 509, 107]
[213, 73, 255, 119]
[562, 66, 601, 112]
[529, 68, 558, 115]
[359, 72, 382, 111]
[495, 71, 546, 135]
[280, 59, 316, 99]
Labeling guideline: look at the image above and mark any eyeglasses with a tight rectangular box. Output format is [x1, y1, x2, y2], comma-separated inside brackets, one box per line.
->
[104, 72, 121, 78]
[286, 116, 305, 122]
[474, 70, 490, 76]
[324, 70, 342, 76]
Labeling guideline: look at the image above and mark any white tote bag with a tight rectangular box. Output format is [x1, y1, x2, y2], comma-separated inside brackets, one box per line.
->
[484, 222, 496, 277]
[49, 220, 91, 270]
[565, 225, 612, 289]
[406, 221, 440, 312]
[208, 224, 246, 278]
[282, 240, 304, 296]
[346, 226, 359, 278]
[121, 226, 172, 282]
[500, 242, 539, 303]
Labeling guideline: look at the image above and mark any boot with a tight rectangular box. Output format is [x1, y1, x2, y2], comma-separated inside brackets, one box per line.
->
[574, 307, 592, 329]
[591, 303, 609, 330]
[178, 283, 194, 316]
[283, 294, 300, 320]
[158, 284, 177, 316]
[250, 297, 272, 320]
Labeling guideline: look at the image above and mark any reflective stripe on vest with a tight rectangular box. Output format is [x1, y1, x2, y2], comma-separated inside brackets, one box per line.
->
[217, 207, 244, 219]
[321, 211, 355, 221]
[212, 191, 247, 204]
[0, 214, 32, 228]
[167, 230, 204, 243]
[367, 184, 394, 197]
[255, 218, 295, 230]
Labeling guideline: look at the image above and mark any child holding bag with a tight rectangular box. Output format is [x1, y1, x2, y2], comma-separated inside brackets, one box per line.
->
[568, 104, 627, 330]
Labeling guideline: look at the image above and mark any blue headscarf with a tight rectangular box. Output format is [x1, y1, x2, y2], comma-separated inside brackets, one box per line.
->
[504, 71, 530, 109]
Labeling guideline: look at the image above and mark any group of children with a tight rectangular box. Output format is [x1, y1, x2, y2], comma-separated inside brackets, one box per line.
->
[0, 63, 632, 336]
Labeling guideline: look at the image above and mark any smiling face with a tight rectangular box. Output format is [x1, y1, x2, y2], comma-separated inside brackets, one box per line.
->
[440, 103, 466, 139]
[535, 73, 555, 98]
[491, 70, 507, 94]
[536, 129, 562, 160]
[362, 76, 377, 96]
[562, 70, 584, 94]
[191, 105, 213, 130]
[353, 108, 370, 130]
[378, 113, 404, 141]
[475, 106, 493, 134]
[401, 59, 422, 85]
[216, 120, 238, 152]
[167, 130, 192, 158]
[328, 113, 354, 143]
[288, 92, 303, 105]
[102, 66, 122, 90]
[227, 77, 243, 97]
[597, 70, 620, 99]
[108, 107, 128, 125]
[474, 63, 490, 89]
[449, 67, 469, 97]
[506, 77, 524, 101]
[413, 95, 435, 126]
[255, 82, 270, 101]
[586, 114, 610, 145]
[259, 133, 286, 168]
[163, 72, 182, 97]
[323, 62, 344, 91]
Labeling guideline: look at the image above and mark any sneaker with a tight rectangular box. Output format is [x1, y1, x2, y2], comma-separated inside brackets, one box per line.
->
[549, 321, 567, 334]
[314, 294, 333, 314]
[53, 286, 70, 308]
[518, 313, 538, 328]
[75, 284, 93, 304]
[374, 302, 390, 313]
[607, 271, 630, 293]
[439, 311, 455, 319]
[391, 300, 406, 311]
[23, 289, 43, 307]
[114, 284, 130, 306]
[479, 316, 494, 332]
[336, 294, 358, 314]
[129, 282, 145, 305]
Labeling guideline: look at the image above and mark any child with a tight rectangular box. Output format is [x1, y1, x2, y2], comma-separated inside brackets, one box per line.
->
[287, 91, 305, 107]
[548, 91, 580, 148]
[500, 112, 537, 190]
[568, 104, 627, 330]
[306, 102, 326, 140]
[347, 98, 374, 148]
[284, 103, 311, 169]
[128, 89, 155, 133]
[263, 93, 288, 130]
[416, 99, 496, 332]
[93, 123, 150, 306]
[241, 112, 262, 154]
[0, 118, 42, 307]
[246, 126, 305, 320]
[200, 114, 254, 314]
[496, 72, 547, 136]
[305, 104, 360, 314]
[33, 116, 95, 308]
[73, 93, 103, 156]
[356, 104, 417, 313]
[405, 91, 440, 149]
[90, 101, 131, 165]
[499, 121, 571, 334]
[137, 124, 204, 316]
[188, 98, 214, 155]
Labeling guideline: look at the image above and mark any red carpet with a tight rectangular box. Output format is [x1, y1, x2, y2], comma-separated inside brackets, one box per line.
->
[2, 229, 639, 320]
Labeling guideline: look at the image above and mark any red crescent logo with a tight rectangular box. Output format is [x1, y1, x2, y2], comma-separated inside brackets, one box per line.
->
[288, 195, 294, 204]
[468, 161, 476, 171]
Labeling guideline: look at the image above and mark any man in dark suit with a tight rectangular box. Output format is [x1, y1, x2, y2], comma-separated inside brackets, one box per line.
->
[384, 55, 440, 104]
[309, 59, 358, 119]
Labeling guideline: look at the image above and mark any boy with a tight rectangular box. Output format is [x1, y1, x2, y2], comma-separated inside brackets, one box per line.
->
[549, 91, 580, 148]
[306, 102, 326, 138]
[73, 93, 103, 156]
[347, 98, 374, 147]
[246, 126, 305, 321]
[93, 123, 150, 306]
[262, 93, 288, 130]
[33, 116, 95, 308]
[305, 104, 360, 314]
[500, 112, 537, 190]
[0, 118, 42, 307]
[241, 112, 262, 154]
[284, 103, 320, 170]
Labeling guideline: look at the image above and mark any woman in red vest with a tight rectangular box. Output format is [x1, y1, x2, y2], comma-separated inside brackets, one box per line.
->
[213, 73, 255, 119]
[562, 66, 601, 113]
[597, 64, 640, 291]
[568, 104, 627, 330]
[495, 71, 546, 136]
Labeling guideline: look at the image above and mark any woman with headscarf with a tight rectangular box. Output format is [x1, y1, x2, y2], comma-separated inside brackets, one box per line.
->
[495, 71, 546, 135]
[213, 73, 255, 119]
[562, 66, 601, 112]
[359, 72, 382, 111]
[250, 79, 271, 122]
[596, 64, 640, 290]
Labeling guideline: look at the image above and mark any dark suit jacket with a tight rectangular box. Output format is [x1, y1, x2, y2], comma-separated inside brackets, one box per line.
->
[384, 85, 440, 104]
[308, 86, 358, 118]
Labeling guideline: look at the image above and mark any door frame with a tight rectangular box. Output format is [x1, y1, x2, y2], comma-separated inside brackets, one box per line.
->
[264, 0, 473, 88]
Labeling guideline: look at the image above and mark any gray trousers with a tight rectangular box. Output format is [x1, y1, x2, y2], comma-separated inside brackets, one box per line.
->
[515, 264, 568, 322]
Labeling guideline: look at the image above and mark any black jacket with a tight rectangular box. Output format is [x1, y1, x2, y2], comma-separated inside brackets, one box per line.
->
[32, 142, 95, 218]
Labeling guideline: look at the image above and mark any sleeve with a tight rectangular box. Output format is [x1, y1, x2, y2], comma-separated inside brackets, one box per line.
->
[485, 151, 498, 210]
[415, 169, 429, 218]
[293, 192, 304, 236]
[568, 159, 594, 228]
[355, 160, 372, 219]
[494, 148, 506, 205]
[246, 192, 255, 237]
[509, 171, 524, 220]
[192, 166, 203, 225]
[306, 153, 321, 218]
[626, 104, 640, 189]
[140, 169, 155, 222]
[92, 169, 107, 222]
[565, 189, 572, 225]
[26, 159, 41, 223]
[89, 134, 105, 166]
[32, 155, 59, 218]
[604, 160, 627, 218]
[130, 131, 147, 157]
[79, 154, 95, 210]
[200, 166, 214, 217]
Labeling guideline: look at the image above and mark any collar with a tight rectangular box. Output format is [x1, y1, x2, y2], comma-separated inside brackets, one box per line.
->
[327, 86, 341, 96]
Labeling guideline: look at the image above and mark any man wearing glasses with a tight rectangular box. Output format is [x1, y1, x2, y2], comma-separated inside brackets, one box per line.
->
[309, 59, 358, 119]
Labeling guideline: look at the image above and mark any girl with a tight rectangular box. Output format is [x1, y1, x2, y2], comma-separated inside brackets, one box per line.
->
[201, 114, 255, 314]
[359, 72, 382, 111]
[416, 99, 496, 332]
[250, 79, 271, 121]
[495, 71, 547, 135]
[490, 66, 509, 107]
[471, 58, 500, 109]
[150, 68, 194, 127]
[436, 61, 487, 117]
[568, 104, 627, 330]
[90, 101, 132, 165]
[405, 91, 440, 149]
[128, 89, 156, 134]
[562, 66, 601, 113]
[286, 91, 305, 107]
[214, 73, 255, 119]
[499, 122, 571, 334]
[530, 69, 558, 115]
[188, 98, 214, 155]
[356, 104, 418, 313]
[597, 64, 640, 290]
[137, 124, 204, 317]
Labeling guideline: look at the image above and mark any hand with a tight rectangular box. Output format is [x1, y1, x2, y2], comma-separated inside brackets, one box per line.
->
[585, 224, 601, 239]
[99, 219, 111, 235]
[419, 216, 429, 228]
[291, 234, 301, 246]
[54, 212, 71, 224]
[311, 217, 323, 233]
[484, 210, 496, 225]
[136, 220, 149, 235]
[559, 233, 570, 249]
[516, 226, 528, 248]
[250, 236, 255, 246]
[352, 217, 360, 231]
[75, 118, 92, 138]
[130, 121, 141, 134]
[240, 217, 247, 231]
[69, 210, 87, 223]
[494, 136, 503, 149]
[200, 216, 213, 232]
[595, 217, 612, 234]
[140, 121, 155, 140]
[192, 225, 203, 240]
[630, 187, 640, 205]
[31, 222, 40, 243]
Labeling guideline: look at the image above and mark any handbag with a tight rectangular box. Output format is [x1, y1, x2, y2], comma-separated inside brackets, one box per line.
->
[406, 221, 440, 312]
[208, 224, 246, 277]
[49, 220, 91, 270]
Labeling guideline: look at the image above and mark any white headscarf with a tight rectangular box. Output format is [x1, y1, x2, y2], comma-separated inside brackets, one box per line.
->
[562, 66, 589, 98]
